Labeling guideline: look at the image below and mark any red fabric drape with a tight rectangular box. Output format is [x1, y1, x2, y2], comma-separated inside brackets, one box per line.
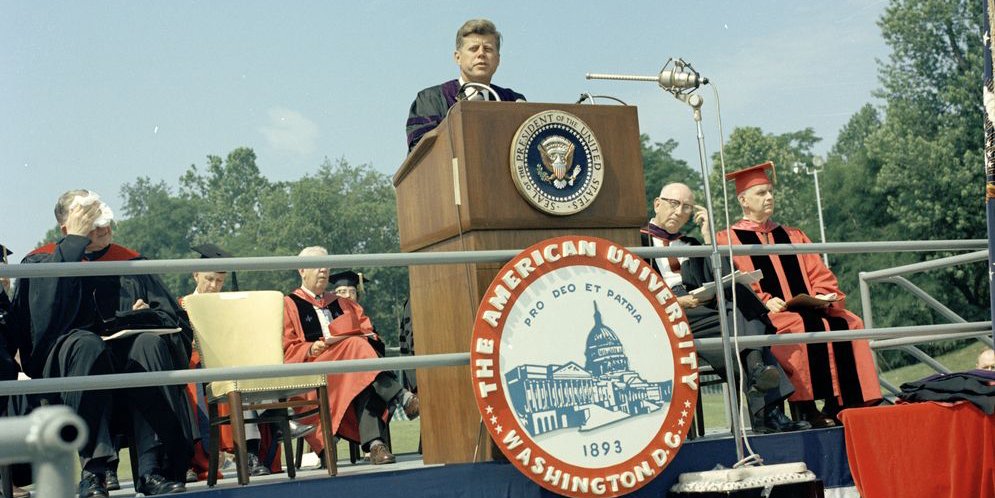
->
[840, 402, 995, 498]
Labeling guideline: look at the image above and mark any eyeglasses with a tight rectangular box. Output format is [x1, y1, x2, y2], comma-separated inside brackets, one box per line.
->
[658, 197, 695, 214]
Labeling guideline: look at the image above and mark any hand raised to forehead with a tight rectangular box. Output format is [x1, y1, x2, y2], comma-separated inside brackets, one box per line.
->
[64, 203, 103, 237]
[693, 205, 709, 226]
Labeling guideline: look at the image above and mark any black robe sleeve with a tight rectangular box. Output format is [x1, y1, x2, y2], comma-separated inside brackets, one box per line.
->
[680, 238, 770, 321]
[406, 86, 451, 151]
[16, 235, 91, 377]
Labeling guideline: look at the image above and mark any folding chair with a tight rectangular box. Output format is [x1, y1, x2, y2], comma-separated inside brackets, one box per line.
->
[183, 291, 337, 486]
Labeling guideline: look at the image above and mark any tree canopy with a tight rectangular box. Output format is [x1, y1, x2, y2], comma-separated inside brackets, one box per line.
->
[111, 150, 407, 344]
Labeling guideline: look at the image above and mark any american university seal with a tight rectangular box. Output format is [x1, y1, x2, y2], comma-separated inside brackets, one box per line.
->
[471, 236, 699, 497]
[510, 110, 604, 216]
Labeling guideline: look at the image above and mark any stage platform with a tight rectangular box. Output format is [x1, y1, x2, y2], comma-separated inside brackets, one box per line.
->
[97, 427, 853, 498]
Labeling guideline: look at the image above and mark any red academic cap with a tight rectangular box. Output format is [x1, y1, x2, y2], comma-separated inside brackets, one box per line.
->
[725, 161, 775, 195]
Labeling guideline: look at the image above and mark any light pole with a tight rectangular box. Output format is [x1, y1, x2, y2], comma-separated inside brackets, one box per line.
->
[794, 157, 829, 268]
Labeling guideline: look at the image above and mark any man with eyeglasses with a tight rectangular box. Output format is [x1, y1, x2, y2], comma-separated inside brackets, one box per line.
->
[641, 182, 808, 433]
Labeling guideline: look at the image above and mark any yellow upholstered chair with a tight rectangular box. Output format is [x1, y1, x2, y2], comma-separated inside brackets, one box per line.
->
[183, 291, 337, 485]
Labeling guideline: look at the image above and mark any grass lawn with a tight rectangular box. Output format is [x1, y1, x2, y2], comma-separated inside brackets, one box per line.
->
[691, 339, 992, 432]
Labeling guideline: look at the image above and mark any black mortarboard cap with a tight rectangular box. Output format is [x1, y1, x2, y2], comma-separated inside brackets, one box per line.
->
[329, 270, 370, 293]
[190, 243, 239, 291]
[0, 244, 12, 264]
[191, 243, 233, 259]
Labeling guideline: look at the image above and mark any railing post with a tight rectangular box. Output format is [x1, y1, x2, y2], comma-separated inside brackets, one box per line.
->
[0, 406, 87, 498]
[859, 271, 873, 330]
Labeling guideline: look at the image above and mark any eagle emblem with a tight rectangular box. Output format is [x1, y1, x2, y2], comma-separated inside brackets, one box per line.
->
[538, 135, 582, 189]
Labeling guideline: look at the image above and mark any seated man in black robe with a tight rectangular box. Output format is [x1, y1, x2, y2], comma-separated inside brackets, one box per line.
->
[11, 190, 194, 497]
[405, 18, 525, 151]
[1, 244, 34, 498]
[0, 244, 21, 411]
[641, 182, 809, 433]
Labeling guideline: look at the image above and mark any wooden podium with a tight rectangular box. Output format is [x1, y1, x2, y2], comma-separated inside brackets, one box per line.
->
[393, 101, 646, 464]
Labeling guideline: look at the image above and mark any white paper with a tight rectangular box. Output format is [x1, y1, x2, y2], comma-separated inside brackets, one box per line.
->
[688, 269, 764, 301]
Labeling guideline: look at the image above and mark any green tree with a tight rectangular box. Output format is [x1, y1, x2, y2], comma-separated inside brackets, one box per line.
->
[640, 134, 699, 216]
[114, 178, 199, 293]
[867, 0, 987, 326]
[113, 149, 406, 345]
[707, 126, 822, 236]
[179, 147, 270, 244]
[245, 158, 406, 343]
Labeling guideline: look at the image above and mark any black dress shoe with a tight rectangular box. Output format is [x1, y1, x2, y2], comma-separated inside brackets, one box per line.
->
[247, 453, 271, 476]
[753, 406, 812, 434]
[104, 469, 121, 491]
[289, 421, 316, 440]
[78, 470, 109, 498]
[136, 474, 186, 495]
[275, 420, 317, 441]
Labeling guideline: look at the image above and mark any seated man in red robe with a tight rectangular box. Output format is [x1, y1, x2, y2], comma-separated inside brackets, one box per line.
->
[283, 246, 419, 465]
[716, 162, 882, 427]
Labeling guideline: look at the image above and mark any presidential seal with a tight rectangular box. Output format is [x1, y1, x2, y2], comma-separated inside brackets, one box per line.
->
[471, 235, 699, 498]
[510, 110, 604, 216]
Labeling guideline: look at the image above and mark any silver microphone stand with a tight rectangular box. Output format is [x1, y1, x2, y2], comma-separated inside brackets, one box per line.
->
[587, 58, 746, 461]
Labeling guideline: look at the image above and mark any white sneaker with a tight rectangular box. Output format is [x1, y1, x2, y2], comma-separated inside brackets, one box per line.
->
[299, 452, 321, 469]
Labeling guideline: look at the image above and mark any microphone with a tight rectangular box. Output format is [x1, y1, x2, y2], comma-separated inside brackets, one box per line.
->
[586, 57, 708, 93]
[456, 81, 503, 102]
[586, 69, 707, 90]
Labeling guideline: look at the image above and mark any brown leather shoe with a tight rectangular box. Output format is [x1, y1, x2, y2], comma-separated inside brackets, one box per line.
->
[369, 443, 396, 465]
[402, 393, 419, 419]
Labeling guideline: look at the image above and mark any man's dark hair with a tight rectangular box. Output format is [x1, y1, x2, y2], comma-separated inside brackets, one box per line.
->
[456, 18, 501, 52]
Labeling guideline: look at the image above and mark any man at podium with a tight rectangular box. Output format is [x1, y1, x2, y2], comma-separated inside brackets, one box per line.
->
[405, 18, 526, 151]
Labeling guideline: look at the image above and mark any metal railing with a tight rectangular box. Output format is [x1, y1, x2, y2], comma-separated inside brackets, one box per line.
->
[0, 240, 988, 396]
[859, 249, 994, 389]
[0, 406, 87, 498]
[0, 239, 990, 496]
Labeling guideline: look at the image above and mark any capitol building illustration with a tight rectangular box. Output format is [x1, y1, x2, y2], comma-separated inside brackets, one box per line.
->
[505, 303, 673, 437]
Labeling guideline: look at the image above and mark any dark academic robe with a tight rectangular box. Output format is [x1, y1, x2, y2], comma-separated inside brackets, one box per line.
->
[715, 219, 882, 406]
[641, 225, 794, 415]
[12, 235, 194, 478]
[405, 79, 526, 151]
[0, 286, 20, 413]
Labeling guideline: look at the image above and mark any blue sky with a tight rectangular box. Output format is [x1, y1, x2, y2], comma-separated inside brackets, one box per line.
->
[0, 1, 889, 257]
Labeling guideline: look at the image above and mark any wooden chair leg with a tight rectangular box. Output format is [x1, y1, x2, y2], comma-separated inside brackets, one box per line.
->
[317, 387, 337, 477]
[278, 413, 295, 479]
[208, 402, 220, 487]
[349, 441, 360, 464]
[227, 392, 249, 485]
[294, 437, 305, 470]
[695, 389, 706, 438]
